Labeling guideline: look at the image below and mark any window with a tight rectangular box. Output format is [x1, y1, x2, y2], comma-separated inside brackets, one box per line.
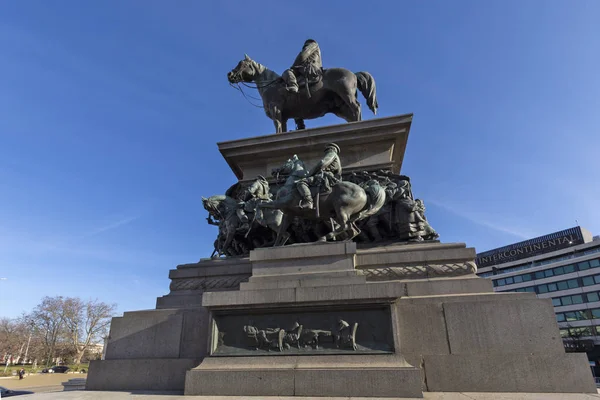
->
[592, 309, 600, 319]
[564, 264, 576, 274]
[554, 266, 565, 275]
[544, 269, 554, 278]
[556, 313, 565, 322]
[526, 286, 536, 292]
[588, 292, 600, 303]
[594, 275, 600, 284]
[578, 261, 590, 271]
[566, 311, 589, 321]
[565, 312, 577, 321]
[565, 311, 577, 322]
[522, 274, 533, 282]
[505, 277, 514, 285]
[538, 285, 549, 293]
[567, 279, 579, 289]
[560, 329, 569, 338]
[591, 259, 600, 268]
[535, 271, 545, 280]
[562, 296, 573, 305]
[552, 298, 562, 306]
[558, 281, 569, 290]
[579, 261, 591, 270]
[571, 327, 592, 336]
[497, 279, 505, 286]
[572, 295, 584, 304]
[514, 275, 523, 283]
[583, 276, 595, 286]
[548, 283, 558, 292]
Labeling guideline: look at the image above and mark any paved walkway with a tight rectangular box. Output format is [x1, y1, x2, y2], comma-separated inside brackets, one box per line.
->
[3, 376, 600, 399]
[14, 391, 600, 400]
[1, 373, 87, 393]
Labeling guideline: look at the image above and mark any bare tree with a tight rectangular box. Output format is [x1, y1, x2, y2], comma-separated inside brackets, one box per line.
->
[3, 296, 117, 366]
[62, 298, 116, 364]
[30, 296, 67, 366]
[0, 318, 27, 364]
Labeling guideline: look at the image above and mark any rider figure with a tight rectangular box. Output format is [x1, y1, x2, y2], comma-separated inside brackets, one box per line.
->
[240, 175, 271, 222]
[243, 175, 271, 201]
[296, 143, 342, 210]
[282, 39, 323, 93]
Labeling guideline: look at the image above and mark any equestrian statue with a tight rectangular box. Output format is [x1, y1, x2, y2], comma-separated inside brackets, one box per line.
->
[227, 39, 378, 133]
[201, 41, 438, 257]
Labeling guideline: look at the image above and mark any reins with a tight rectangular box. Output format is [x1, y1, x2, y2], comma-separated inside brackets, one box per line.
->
[229, 82, 264, 108]
[228, 61, 280, 108]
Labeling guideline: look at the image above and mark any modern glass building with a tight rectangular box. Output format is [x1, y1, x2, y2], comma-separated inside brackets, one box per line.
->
[476, 226, 600, 374]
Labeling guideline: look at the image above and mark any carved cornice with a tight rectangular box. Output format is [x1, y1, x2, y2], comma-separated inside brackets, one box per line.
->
[170, 274, 251, 291]
[358, 261, 477, 281]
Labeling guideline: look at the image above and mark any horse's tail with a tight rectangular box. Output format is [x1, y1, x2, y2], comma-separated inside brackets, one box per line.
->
[355, 71, 378, 115]
[353, 180, 386, 222]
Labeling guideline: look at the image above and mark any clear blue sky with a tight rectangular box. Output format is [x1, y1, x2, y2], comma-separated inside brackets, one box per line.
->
[1, 1, 599, 319]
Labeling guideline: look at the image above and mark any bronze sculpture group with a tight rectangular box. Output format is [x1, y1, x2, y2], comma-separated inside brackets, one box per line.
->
[202, 142, 438, 258]
[203, 39, 438, 258]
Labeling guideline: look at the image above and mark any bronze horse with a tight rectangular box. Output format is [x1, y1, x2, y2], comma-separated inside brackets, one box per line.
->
[202, 195, 282, 257]
[227, 55, 379, 133]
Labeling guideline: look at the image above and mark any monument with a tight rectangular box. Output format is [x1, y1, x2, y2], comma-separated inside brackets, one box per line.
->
[87, 40, 596, 397]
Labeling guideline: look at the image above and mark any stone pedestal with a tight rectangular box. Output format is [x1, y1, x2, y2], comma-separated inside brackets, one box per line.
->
[185, 242, 423, 398]
[218, 113, 413, 183]
[88, 239, 596, 396]
[181, 241, 595, 397]
[87, 116, 596, 396]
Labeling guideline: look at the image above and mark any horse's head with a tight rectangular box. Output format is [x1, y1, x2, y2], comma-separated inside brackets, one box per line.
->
[202, 195, 222, 217]
[280, 155, 306, 174]
[227, 54, 259, 84]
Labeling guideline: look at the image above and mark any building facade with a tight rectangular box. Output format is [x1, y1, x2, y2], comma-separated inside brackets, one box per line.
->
[476, 227, 600, 374]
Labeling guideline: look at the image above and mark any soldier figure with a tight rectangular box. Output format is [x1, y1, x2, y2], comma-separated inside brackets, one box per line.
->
[296, 143, 341, 210]
[282, 39, 323, 93]
[243, 175, 271, 201]
[309, 142, 341, 186]
[414, 199, 439, 240]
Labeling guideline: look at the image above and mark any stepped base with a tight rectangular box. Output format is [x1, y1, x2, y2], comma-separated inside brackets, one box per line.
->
[88, 241, 596, 396]
[185, 355, 422, 398]
[86, 358, 199, 392]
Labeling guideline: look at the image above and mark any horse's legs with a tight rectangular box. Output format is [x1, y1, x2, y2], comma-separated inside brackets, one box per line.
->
[221, 229, 235, 257]
[326, 205, 355, 241]
[349, 221, 362, 240]
[335, 210, 351, 234]
[274, 213, 291, 246]
[295, 119, 306, 130]
[269, 104, 284, 133]
[273, 119, 282, 133]
[273, 117, 287, 133]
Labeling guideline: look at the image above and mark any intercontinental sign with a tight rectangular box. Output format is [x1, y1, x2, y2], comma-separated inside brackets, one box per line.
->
[476, 227, 586, 268]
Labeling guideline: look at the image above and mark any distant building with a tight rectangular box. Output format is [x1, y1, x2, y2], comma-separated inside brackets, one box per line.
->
[476, 226, 600, 375]
[83, 343, 104, 362]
